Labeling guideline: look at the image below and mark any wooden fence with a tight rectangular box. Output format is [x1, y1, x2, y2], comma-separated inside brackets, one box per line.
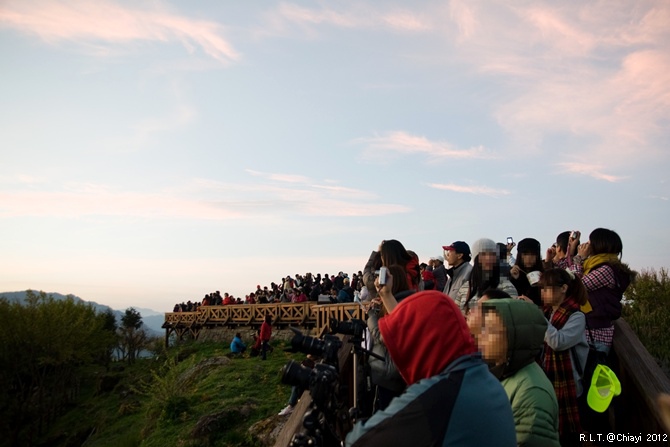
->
[162, 302, 365, 345]
[611, 319, 670, 436]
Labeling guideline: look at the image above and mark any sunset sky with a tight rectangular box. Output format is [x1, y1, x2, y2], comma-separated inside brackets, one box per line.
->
[1, 0, 669, 312]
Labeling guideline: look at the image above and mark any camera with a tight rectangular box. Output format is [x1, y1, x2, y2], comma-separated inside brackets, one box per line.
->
[281, 327, 351, 446]
[375, 266, 388, 285]
[288, 327, 342, 366]
[570, 231, 579, 239]
[281, 361, 340, 412]
[507, 236, 513, 244]
[330, 318, 366, 339]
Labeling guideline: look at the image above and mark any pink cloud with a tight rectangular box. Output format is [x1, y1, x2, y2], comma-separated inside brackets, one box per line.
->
[272, 3, 431, 33]
[0, 0, 239, 63]
[0, 188, 246, 220]
[0, 173, 411, 220]
[442, 1, 670, 167]
[277, 3, 359, 28]
[555, 163, 626, 183]
[381, 12, 432, 32]
[355, 131, 490, 161]
[428, 183, 510, 197]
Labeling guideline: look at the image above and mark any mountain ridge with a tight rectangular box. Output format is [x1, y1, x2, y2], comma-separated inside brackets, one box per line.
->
[0, 290, 165, 336]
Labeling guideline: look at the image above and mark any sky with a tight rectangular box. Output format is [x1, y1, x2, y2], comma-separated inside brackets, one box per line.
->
[1, 0, 669, 313]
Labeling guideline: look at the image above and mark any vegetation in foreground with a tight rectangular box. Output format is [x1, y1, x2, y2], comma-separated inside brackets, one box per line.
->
[623, 267, 670, 373]
[45, 339, 293, 447]
[0, 291, 294, 447]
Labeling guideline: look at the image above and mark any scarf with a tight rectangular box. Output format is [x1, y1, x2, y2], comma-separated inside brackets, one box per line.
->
[583, 253, 619, 275]
[542, 296, 582, 436]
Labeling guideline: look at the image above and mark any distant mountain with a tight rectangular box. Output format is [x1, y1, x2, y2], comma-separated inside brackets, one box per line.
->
[0, 290, 164, 336]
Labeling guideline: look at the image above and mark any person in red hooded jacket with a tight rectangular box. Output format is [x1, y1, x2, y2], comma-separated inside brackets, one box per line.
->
[346, 271, 516, 447]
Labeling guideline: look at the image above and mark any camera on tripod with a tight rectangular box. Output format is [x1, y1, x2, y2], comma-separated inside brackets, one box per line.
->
[285, 326, 342, 366]
[329, 317, 366, 340]
[280, 327, 349, 447]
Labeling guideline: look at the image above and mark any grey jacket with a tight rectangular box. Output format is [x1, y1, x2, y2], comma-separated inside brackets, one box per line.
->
[443, 262, 472, 298]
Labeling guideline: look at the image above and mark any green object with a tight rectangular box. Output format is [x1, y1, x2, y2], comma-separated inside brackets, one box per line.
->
[587, 364, 621, 412]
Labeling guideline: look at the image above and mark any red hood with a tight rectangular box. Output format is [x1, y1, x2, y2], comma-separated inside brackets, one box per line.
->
[379, 290, 476, 385]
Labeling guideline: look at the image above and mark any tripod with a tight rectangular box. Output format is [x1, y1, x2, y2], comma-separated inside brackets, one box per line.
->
[346, 333, 384, 422]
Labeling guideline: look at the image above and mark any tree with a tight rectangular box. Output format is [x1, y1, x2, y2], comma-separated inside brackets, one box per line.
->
[122, 307, 143, 330]
[98, 308, 118, 370]
[117, 307, 148, 364]
[0, 290, 115, 445]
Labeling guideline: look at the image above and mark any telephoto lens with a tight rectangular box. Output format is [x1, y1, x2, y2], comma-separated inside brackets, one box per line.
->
[281, 360, 312, 389]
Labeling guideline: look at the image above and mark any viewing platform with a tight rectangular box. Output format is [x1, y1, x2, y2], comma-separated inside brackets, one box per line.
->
[162, 302, 365, 343]
[164, 303, 670, 445]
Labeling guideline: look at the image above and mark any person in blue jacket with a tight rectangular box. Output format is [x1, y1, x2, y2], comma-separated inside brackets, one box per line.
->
[230, 332, 246, 354]
[345, 272, 516, 447]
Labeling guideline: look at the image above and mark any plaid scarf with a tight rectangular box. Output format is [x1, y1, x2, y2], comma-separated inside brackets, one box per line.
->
[543, 296, 582, 436]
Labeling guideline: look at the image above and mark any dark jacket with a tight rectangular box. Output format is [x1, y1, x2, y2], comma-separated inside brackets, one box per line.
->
[366, 290, 414, 393]
[585, 262, 632, 329]
[433, 263, 447, 292]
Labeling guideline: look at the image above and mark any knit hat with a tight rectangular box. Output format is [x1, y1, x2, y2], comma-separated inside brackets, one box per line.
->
[517, 238, 541, 255]
[471, 238, 498, 259]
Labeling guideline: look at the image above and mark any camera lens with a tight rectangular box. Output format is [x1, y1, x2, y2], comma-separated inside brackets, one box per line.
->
[291, 333, 326, 357]
[280, 360, 312, 389]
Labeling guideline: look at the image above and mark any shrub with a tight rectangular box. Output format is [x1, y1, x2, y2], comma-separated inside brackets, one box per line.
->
[623, 268, 670, 370]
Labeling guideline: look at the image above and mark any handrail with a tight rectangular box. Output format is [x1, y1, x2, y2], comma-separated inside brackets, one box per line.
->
[612, 318, 670, 434]
[163, 303, 365, 342]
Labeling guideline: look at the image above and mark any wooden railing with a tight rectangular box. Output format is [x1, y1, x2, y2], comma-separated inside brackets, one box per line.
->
[162, 303, 365, 343]
[611, 319, 670, 435]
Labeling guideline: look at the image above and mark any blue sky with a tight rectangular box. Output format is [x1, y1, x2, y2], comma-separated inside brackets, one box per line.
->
[1, 0, 669, 312]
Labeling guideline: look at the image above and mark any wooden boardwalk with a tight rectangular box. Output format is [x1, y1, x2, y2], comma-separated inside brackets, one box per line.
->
[162, 302, 365, 343]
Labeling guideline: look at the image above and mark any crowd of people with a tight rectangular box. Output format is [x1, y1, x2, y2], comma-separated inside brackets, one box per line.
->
[173, 228, 633, 446]
[172, 271, 365, 312]
[345, 229, 633, 447]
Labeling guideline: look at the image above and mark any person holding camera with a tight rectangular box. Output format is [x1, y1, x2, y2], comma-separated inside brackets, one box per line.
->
[365, 264, 415, 411]
[346, 270, 516, 447]
[544, 231, 583, 275]
[363, 239, 420, 301]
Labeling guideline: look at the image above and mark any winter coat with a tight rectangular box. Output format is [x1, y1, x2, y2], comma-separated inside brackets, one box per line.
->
[482, 299, 560, 447]
[456, 276, 518, 314]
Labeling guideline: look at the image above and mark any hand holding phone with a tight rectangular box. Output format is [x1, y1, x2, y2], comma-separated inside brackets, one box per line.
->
[378, 267, 388, 285]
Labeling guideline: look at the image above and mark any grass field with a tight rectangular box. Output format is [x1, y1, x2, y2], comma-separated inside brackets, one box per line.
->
[39, 339, 297, 447]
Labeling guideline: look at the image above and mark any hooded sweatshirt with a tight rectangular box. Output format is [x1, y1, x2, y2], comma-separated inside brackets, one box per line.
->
[482, 299, 560, 447]
[346, 290, 516, 447]
[379, 290, 476, 384]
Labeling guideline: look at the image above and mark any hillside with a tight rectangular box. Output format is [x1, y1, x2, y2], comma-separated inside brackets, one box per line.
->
[0, 290, 164, 336]
[31, 338, 294, 447]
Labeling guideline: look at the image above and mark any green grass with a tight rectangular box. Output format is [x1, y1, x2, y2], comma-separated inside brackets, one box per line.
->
[38, 339, 296, 447]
